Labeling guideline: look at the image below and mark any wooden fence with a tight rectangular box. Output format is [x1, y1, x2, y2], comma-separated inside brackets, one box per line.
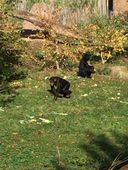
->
[58, 0, 111, 27]
[16, 0, 112, 27]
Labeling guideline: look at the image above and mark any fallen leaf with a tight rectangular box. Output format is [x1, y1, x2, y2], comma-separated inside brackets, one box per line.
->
[39, 118, 53, 124]
[20, 120, 25, 124]
[0, 107, 4, 112]
[29, 119, 37, 122]
[81, 93, 88, 97]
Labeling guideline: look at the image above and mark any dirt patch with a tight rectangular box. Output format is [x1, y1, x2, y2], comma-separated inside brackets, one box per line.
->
[110, 66, 128, 81]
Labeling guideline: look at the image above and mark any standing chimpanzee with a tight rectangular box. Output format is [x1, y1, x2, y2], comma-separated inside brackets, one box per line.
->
[77, 52, 95, 78]
[49, 76, 72, 100]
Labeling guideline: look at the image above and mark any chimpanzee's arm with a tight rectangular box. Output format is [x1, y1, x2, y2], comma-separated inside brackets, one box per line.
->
[53, 79, 60, 100]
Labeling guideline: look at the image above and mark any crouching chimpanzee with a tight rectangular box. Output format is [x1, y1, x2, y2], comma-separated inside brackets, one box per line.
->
[49, 76, 72, 100]
[77, 52, 95, 78]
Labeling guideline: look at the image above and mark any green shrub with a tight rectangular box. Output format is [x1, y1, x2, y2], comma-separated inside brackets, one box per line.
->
[0, 1, 25, 81]
[81, 15, 127, 64]
[32, 50, 44, 60]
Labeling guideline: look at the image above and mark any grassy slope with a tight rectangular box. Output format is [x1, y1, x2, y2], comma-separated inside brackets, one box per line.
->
[0, 71, 128, 170]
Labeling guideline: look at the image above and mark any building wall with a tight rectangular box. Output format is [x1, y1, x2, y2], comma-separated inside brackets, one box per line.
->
[113, 0, 128, 15]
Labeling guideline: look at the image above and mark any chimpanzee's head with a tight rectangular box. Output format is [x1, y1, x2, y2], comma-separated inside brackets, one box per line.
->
[49, 77, 59, 90]
[82, 52, 91, 62]
[49, 77, 56, 85]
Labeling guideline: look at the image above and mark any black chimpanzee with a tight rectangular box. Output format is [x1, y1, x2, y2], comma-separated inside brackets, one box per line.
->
[49, 76, 72, 100]
[77, 52, 95, 78]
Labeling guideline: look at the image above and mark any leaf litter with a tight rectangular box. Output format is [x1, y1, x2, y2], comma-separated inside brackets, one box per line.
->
[20, 115, 53, 125]
[19, 111, 68, 125]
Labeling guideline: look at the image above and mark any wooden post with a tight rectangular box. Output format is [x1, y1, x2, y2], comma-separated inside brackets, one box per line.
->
[106, 0, 109, 16]
[17, 0, 27, 11]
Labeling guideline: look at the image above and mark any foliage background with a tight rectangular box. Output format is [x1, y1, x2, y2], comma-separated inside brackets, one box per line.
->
[0, 1, 25, 81]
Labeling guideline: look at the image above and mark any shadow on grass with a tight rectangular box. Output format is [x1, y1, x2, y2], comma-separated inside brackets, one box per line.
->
[52, 160, 67, 170]
[0, 82, 17, 107]
[0, 71, 26, 106]
[80, 131, 128, 170]
[47, 89, 72, 99]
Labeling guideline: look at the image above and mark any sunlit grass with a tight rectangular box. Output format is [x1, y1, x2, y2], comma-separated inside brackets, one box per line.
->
[0, 71, 128, 170]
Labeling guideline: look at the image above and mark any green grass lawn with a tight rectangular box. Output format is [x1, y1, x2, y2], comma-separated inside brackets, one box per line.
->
[0, 71, 128, 170]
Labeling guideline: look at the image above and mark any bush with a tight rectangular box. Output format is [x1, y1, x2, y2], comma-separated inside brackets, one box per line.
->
[0, 1, 25, 81]
[82, 15, 127, 64]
